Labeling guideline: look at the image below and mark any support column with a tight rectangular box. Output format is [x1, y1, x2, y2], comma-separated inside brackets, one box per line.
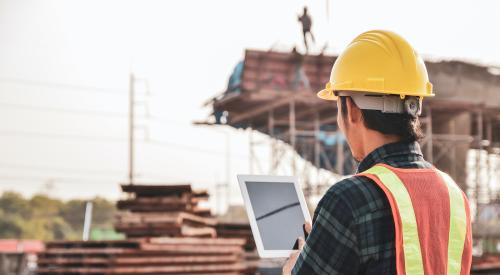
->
[268, 110, 276, 174]
[451, 119, 457, 179]
[314, 113, 321, 172]
[290, 101, 296, 175]
[314, 112, 321, 197]
[475, 110, 483, 221]
[128, 73, 135, 184]
[249, 127, 254, 174]
[486, 117, 493, 202]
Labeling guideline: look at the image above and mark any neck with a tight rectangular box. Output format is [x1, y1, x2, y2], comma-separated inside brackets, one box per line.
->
[361, 130, 401, 160]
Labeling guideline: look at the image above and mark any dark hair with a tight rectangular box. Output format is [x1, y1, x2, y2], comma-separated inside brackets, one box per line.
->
[340, 96, 423, 142]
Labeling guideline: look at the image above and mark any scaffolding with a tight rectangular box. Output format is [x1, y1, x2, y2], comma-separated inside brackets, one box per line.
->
[201, 50, 500, 215]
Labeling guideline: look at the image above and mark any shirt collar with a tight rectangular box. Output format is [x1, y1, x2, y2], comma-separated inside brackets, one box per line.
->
[357, 141, 424, 173]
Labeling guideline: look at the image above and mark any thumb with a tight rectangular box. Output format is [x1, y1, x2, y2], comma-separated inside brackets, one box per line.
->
[297, 237, 305, 250]
[304, 222, 312, 234]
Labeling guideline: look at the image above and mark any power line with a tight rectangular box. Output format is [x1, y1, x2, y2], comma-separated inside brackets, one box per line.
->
[0, 102, 191, 126]
[0, 162, 124, 176]
[0, 102, 127, 118]
[0, 130, 126, 142]
[0, 175, 121, 184]
[0, 76, 127, 95]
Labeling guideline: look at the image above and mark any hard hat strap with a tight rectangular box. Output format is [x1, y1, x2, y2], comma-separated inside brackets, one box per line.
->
[337, 92, 422, 117]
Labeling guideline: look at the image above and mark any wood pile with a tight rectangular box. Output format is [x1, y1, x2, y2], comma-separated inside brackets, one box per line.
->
[36, 184, 258, 275]
[115, 184, 215, 238]
[472, 254, 500, 274]
[216, 222, 255, 251]
[37, 238, 251, 274]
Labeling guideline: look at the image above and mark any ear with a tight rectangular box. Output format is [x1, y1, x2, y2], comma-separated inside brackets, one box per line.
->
[345, 97, 363, 124]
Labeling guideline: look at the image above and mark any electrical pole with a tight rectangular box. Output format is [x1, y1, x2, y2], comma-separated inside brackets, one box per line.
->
[129, 73, 135, 184]
[82, 201, 93, 241]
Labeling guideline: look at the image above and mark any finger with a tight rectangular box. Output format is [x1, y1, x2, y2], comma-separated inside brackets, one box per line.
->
[289, 251, 300, 263]
[282, 264, 290, 275]
[297, 237, 305, 250]
[282, 252, 299, 275]
[304, 222, 312, 234]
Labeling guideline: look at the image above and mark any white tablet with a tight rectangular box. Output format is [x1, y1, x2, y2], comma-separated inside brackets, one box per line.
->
[237, 175, 312, 258]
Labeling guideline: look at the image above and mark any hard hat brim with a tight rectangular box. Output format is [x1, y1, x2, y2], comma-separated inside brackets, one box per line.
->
[317, 89, 337, 101]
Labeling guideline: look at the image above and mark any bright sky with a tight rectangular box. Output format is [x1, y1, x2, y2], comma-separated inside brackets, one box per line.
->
[0, 0, 499, 205]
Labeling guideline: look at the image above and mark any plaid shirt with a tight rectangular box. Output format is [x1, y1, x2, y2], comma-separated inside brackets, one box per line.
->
[292, 141, 433, 275]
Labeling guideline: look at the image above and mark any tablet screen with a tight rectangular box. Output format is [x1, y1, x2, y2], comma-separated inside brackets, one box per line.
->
[245, 181, 305, 250]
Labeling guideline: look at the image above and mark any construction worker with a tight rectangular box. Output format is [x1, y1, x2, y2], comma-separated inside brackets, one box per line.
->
[283, 30, 472, 274]
[297, 7, 315, 53]
[291, 46, 310, 90]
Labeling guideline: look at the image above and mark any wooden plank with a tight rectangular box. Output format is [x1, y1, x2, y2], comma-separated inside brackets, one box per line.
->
[114, 227, 181, 238]
[191, 207, 212, 217]
[140, 243, 244, 254]
[43, 248, 136, 254]
[110, 263, 247, 274]
[46, 240, 139, 249]
[114, 212, 217, 229]
[179, 212, 216, 225]
[114, 255, 239, 265]
[147, 237, 246, 246]
[116, 201, 189, 212]
[180, 225, 217, 237]
[37, 264, 248, 274]
[38, 255, 240, 266]
[120, 184, 192, 196]
[36, 267, 108, 274]
[37, 257, 111, 265]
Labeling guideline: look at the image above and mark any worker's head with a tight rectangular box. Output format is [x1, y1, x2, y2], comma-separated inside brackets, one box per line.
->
[317, 30, 433, 160]
[336, 95, 423, 161]
[303, 6, 308, 13]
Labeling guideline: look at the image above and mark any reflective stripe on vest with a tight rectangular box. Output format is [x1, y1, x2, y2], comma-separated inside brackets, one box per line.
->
[438, 170, 467, 275]
[362, 165, 468, 275]
[363, 165, 425, 275]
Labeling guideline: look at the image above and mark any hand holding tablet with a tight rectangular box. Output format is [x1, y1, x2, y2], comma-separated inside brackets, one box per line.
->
[237, 175, 312, 258]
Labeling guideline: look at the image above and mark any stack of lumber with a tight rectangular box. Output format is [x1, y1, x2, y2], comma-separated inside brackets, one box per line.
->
[115, 184, 213, 238]
[37, 238, 253, 274]
[36, 184, 257, 275]
[472, 254, 500, 274]
[117, 185, 210, 215]
[115, 211, 217, 238]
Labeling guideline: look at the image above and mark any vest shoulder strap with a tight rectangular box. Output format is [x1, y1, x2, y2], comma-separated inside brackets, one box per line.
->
[360, 165, 425, 275]
[360, 164, 469, 275]
[436, 169, 468, 275]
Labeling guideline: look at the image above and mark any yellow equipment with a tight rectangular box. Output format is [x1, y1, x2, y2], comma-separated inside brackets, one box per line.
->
[317, 30, 434, 101]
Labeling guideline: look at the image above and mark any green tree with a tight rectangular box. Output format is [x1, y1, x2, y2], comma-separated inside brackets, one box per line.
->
[0, 192, 30, 218]
[0, 191, 118, 241]
[0, 209, 23, 238]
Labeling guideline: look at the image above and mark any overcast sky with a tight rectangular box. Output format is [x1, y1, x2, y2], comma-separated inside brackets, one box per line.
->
[0, 0, 498, 205]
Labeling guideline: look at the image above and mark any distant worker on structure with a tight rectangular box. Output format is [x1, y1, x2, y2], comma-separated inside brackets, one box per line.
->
[297, 7, 315, 53]
[291, 46, 310, 90]
[282, 30, 472, 275]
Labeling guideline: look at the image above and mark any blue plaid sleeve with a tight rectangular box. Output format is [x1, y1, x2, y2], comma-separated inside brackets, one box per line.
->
[292, 179, 360, 275]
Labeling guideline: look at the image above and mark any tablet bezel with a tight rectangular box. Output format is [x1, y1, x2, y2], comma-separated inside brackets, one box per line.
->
[237, 174, 312, 258]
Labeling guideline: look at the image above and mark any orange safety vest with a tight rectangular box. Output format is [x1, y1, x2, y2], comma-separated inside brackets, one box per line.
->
[358, 163, 472, 275]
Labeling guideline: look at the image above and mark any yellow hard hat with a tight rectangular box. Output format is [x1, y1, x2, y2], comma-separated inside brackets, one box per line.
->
[317, 30, 434, 101]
